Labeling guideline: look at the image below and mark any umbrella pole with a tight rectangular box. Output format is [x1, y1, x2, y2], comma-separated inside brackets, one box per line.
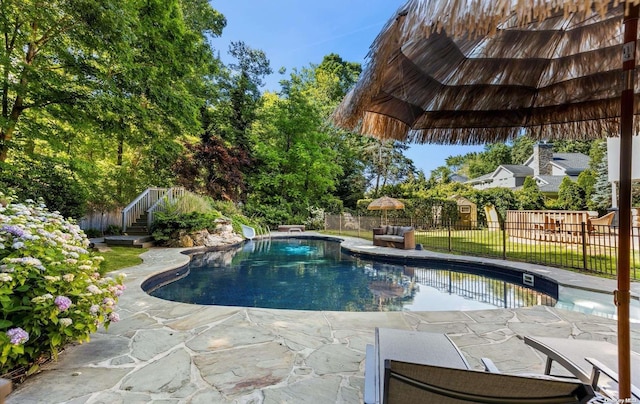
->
[617, 3, 638, 400]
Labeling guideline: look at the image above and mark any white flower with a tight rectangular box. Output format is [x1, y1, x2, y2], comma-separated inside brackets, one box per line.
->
[86, 285, 101, 294]
[11, 241, 24, 249]
[31, 294, 54, 304]
[63, 274, 74, 282]
[0, 273, 12, 282]
[59, 318, 73, 327]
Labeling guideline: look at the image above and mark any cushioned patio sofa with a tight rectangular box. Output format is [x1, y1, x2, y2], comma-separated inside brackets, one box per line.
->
[372, 225, 415, 250]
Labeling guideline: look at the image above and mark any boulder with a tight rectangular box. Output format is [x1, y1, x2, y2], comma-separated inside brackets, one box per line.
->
[167, 218, 243, 248]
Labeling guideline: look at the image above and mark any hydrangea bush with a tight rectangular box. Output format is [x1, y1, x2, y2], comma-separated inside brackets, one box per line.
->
[0, 194, 125, 376]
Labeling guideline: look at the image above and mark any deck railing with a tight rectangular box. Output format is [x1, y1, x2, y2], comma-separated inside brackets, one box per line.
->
[146, 187, 186, 229]
[121, 187, 184, 232]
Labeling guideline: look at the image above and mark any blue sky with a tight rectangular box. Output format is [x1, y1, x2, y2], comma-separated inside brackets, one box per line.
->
[209, 1, 485, 176]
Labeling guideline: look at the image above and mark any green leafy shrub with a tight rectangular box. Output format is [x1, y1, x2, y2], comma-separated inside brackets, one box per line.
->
[0, 157, 88, 220]
[151, 211, 221, 242]
[164, 193, 213, 215]
[105, 225, 122, 235]
[0, 195, 125, 377]
[209, 200, 242, 217]
[83, 228, 102, 238]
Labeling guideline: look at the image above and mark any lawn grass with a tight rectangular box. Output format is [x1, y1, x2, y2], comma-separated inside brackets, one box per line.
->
[98, 247, 148, 274]
[321, 228, 639, 279]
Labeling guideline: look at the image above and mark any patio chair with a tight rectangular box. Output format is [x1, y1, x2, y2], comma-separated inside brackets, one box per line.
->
[384, 359, 594, 403]
[364, 328, 471, 403]
[524, 336, 640, 400]
[587, 212, 615, 234]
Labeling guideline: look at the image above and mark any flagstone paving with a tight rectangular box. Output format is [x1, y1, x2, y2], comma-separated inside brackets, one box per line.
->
[7, 234, 640, 403]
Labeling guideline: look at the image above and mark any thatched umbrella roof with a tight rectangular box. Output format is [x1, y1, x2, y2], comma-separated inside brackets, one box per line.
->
[367, 196, 405, 211]
[333, 0, 639, 144]
[333, 0, 640, 399]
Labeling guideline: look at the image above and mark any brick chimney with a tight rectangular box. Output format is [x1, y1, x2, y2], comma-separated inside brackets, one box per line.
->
[533, 143, 553, 176]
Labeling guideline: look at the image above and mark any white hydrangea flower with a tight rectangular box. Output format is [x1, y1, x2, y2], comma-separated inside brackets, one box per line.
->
[86, 285, 101, 294]
[59, 318, 73, 327]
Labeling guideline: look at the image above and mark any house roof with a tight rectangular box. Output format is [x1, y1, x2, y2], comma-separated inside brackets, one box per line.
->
[493, 165, 534, 177]
[534, 175, 578, 193]
[466, 151, 589, 185]
[550, 153, 590, 175]
[465, 172, 493, 184]
[522, 152, 589, 170]
[449, 174, 468, 183]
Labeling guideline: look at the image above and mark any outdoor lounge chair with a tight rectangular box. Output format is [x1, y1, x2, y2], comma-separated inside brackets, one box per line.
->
[384, 360, 594, 403]
[364, 328, 470, 403]
[365, 328, 595, 403]
[524, 335, 640, 400]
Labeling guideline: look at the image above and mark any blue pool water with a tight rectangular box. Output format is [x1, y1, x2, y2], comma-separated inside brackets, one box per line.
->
[145, 238, 559, 312]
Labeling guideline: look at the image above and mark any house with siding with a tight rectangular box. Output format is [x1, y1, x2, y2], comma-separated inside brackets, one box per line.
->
[466, 143, 589, 195]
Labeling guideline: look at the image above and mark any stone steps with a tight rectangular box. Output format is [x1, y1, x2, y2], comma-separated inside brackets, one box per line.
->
[104, 235, 155, 248]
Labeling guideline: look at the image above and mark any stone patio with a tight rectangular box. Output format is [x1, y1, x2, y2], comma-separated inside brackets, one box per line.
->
[7, 234, 640, 403]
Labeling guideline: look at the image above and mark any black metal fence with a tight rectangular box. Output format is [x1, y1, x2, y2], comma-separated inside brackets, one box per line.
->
[324, 214, 640, 280]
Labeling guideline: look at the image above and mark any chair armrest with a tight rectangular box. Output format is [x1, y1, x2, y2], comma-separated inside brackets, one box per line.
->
[585, 357, 640, 400]
[364, 344, 377, 404]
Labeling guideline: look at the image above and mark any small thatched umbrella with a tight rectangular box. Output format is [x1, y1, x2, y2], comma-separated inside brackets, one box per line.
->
[368, 196, 405, 225]
[334, 0, 640, 398]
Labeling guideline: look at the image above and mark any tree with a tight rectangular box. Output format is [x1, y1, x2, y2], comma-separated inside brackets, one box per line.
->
[517, 177, 545, 210]
[1, 0, 227, 210]
[591, 155, 613, 212]
[0, 0, 131, 161]
[298, 54, 364, 209]
[557, 177, 586, 210]
[469, 187, 519, 223]
[577, 169, 597, 208]
[0, 156, 88, 219]
[246, 84, 341, 224]
[553, 139, 593, 155]
[445, 155, 467, 172]
[510, 135, 536, 164]
[463, 143, 512, 178]
[173, 111, 250, 201]
[429, 166, 453, 186]
[213, 41, 272, 154]
[362, 139, 416, 197]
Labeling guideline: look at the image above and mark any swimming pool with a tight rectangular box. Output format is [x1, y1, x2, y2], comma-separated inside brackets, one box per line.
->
[144, 238, 559, 312]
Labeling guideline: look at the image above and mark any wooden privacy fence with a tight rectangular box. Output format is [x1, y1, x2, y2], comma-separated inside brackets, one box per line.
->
[505, 210, 612, 245]
[78, 210, 121, 231]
